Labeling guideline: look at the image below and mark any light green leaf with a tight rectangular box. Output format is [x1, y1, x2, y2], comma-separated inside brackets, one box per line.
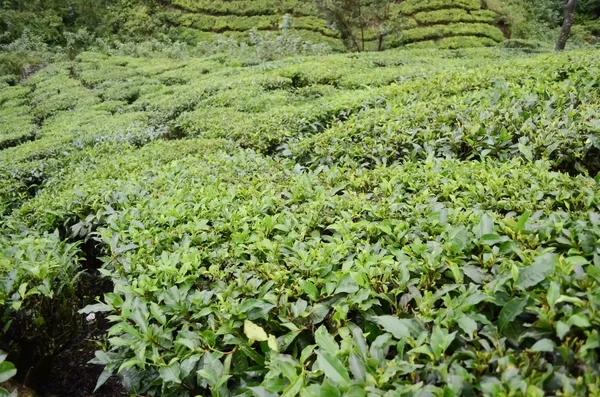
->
[348, 352, 366, 382]
[0, 362, 16, 383]
[345, 385, 367, 397]
[316, 351, 351, 388]
[302, 281, 319, 301]
[281, 373, 304, 397]
[526, 385, 544, 397]
[555, 295, 585, 306]
[300, 345, 316, 365]
[557, 321, 570, 340]
[430, 326, 456, 358]
[516, 253, 555, 289]
[351, 327, 368, 358]
[547, 282, 560, 307]
[456, 315, 478, 339]
[315, 325, 339, 355]
[78, 302, 113, 314]
[150, 302, 167, 325]
[476, 213, 494, 238]
[249, 386, 278, 397]
[480, 234, 508, 246]
[335, 273, 359, 294]
[518, 143, 533, 161]
[372, 315, 411, 339]
[565, 256, 588, 266]
[515, 211, 531, 232]
[567, 314, 591, 328]
[159, 362, 181, 384]
[530, 338, 555, 352]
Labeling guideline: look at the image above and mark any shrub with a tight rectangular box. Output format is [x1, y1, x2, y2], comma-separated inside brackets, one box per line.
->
[501, 39, 544, 50]
[196, 27, 331, 61]
[396, 0, 482, 15]
[414, 9, 498, 25]
[401, 22, 505, 44]
[2, 45, 600, 397]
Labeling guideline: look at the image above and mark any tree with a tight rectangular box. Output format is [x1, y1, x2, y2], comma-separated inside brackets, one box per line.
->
[555, 0, 579, 51]
[315, 0, 398, 52]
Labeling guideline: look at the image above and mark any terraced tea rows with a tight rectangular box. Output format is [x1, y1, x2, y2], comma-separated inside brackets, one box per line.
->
[166, 0, 507, 49]
[1, 47, 599, 396]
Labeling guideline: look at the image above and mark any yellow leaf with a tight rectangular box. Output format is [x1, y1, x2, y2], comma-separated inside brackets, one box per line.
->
[244, 320, 268, 342]
[267, 334, 278, 352]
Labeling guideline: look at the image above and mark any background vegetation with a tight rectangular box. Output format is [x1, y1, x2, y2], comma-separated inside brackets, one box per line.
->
[1, 0, 599, 49]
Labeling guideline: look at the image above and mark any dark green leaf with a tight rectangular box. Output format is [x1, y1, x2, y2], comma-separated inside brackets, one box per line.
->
[498, 297, 528, 333]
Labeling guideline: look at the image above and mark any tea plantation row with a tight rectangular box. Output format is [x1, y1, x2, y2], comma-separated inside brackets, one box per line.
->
[0, 47, 599, 396]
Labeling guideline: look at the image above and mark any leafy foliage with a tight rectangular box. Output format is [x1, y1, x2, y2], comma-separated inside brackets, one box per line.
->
[0, 350, 17, 396]
[1, 39, 600, 397]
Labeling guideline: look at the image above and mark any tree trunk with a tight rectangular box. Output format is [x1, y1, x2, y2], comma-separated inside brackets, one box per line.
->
[358, 0, 365, 51]
[556, 0, 579, 51]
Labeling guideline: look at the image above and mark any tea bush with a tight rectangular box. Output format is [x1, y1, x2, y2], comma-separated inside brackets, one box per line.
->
[0, 45, 599, 396]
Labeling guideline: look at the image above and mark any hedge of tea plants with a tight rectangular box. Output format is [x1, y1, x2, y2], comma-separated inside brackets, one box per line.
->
[384, 0, 506, 48]
[1, 47, 600, 396]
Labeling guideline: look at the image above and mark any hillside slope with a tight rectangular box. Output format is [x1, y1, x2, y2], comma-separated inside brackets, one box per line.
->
[0, 0, 507, 50]
[1, 46, 600, 396]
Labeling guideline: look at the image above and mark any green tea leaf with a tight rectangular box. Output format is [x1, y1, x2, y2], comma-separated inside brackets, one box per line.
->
[456, 315, 478, 339]
[348, 352, 366, 382]
[315, 325, 339, 355]
[430, 326, 456, 358]
[302, 281, 319, 301]
[547, 282, 560, 307]
[530, 338, 555, 352]
[335, 273, 359, 294]
[78, 302, 113, 314]
[94, 369, 113, 392]
[498, 297, 528, 333]
[372, 315, 411, 339]
[565, 256, 588, 266]
[476, 213, 494, 238]
[351, 326, 368, 358]
[557, 321, 570, 339]
[0, 362, 16, 383]
[345, 385, 367, 397]
[515, 211, 531, 232]
[249, 387, 278, 397]
[316, 351, 351, 388]
[159, 362, 181, 384]
[281, 373, 304, 397]
[567, 314, 591, 328]
[517, 253, 555, 289]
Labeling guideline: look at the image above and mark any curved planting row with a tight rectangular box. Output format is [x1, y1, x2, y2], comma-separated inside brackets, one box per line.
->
[390, 0, 506, 48]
